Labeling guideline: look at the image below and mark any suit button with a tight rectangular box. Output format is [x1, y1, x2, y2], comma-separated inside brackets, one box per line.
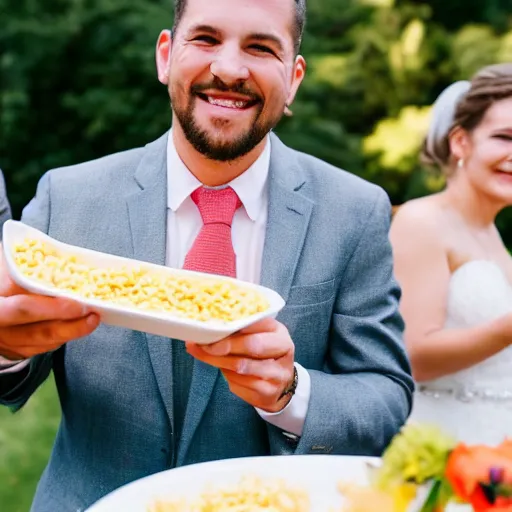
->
[311, 445, 333, 454]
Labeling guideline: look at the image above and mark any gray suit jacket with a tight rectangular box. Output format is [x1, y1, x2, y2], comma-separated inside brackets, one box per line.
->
[0, 169, 12, 237]
[0, 132, 413, 511]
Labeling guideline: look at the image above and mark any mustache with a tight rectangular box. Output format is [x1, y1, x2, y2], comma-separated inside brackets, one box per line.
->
[191, 77, 261, 102]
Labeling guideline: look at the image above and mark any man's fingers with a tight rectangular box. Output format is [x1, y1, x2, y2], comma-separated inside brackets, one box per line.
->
[195, 319, 291, 359]
[0, 278, 27, 297]
[1, 314, 100, 359]
[222, 370, 277, 395]
[238, 317, 280, 335]
[21, 314, 101, 346]
[0, 245, 31, 296]
[221, 372, 279, 410]
[0, 295, 92, 327]
[198, 332, 291, 359]
[186, 344, 288, 380]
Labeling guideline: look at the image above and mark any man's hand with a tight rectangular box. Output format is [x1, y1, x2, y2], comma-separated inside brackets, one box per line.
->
[186, 318, 295, 413]
[0, 245, 100, 360]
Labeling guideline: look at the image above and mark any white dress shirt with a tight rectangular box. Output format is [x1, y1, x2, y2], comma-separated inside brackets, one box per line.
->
[0, 131, 311, 437]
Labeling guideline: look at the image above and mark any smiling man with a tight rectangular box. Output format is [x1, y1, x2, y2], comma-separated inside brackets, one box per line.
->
[0, 0, 413, 510]
[158, 0, 306, 180]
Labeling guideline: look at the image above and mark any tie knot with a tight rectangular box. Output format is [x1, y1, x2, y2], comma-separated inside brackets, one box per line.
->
[191, 186, 242, 227]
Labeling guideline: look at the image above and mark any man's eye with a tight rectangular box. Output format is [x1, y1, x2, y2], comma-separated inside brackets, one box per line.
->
[249, 44, 274, 55]
[493, 134, 512, 141]
[194, 35, 218, 44]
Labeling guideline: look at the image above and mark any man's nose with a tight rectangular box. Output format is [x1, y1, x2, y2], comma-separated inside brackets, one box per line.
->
[210, 45, 250, 86]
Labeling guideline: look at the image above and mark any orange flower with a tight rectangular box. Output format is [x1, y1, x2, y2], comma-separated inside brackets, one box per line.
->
[445, 440, 512, 511]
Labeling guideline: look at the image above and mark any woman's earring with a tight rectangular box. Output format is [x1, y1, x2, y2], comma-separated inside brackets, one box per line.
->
[457, 159, 464, 169]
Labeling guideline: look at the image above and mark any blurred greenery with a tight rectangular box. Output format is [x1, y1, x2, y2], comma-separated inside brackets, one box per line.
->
[1, 0, 512, 510]
[0, 377, 59, 512]
[2, 0, 512, 239]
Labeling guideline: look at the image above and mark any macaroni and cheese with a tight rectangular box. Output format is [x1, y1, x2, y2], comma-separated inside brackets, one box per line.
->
[13, 239, 269, 322]
[148, 476, 310, 512]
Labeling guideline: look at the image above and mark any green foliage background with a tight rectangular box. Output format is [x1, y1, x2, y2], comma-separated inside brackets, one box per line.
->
[3, 1, 512, 219]
[1, 1, 512, 510]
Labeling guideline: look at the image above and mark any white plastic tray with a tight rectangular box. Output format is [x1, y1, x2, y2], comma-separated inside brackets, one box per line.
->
[2, 220, 285, 344]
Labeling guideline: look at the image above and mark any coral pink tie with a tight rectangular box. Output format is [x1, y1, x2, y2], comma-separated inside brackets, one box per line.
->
[183, 186, 242, 278]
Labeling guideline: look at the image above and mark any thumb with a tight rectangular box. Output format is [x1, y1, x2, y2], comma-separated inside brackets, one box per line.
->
[0, 245, 29, 297]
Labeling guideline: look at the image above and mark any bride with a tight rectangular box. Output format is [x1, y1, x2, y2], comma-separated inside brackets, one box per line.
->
[390, 63, 512, 444]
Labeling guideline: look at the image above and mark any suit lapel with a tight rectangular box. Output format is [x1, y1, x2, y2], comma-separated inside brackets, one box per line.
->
[176, 133, 314, 465]
[260, 134, 314, 299]
[125, 132, 174, 427]
[176, 360, 219, 465]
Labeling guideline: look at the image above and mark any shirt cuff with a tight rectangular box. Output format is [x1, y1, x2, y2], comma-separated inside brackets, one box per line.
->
[0, 355, 31, 374]
[255, 363, 311, 437]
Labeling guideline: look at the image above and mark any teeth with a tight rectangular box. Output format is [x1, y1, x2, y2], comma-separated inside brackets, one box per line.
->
[207, 97, 248, 109]
[499, 162, 512, 173]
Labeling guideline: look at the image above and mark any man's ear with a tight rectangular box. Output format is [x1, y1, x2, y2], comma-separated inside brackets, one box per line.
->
[156, 29, 172, 84]
[284, 55, 306, 114]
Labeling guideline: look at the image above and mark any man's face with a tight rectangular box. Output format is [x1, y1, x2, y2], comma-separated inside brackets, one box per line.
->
[157, 0, 305, 161]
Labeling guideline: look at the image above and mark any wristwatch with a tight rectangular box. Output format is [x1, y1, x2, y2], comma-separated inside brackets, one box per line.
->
[278, 365, 298, 401]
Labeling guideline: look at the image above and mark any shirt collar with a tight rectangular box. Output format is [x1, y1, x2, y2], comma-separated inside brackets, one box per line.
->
[166, 130, 270, 221]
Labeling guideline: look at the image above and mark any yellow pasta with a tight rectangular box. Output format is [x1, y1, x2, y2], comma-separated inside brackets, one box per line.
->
[148, 476, 310, 512]
[13, 239, 269, 323]
[337, 482, 396, 512]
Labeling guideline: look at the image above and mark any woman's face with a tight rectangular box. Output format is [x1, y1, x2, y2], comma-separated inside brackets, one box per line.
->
[453, 97, 512, 205]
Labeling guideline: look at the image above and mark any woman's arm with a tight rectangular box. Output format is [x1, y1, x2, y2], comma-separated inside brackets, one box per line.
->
[390, 203, 511, 382]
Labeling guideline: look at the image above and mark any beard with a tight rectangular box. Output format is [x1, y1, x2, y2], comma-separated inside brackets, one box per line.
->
[170, 78, 284, 162]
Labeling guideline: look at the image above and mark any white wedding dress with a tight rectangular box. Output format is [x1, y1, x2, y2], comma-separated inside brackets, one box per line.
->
[409, 260, 512, 445]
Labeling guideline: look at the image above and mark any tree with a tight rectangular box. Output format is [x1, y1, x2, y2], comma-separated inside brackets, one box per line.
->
[1, 0, 512, 240]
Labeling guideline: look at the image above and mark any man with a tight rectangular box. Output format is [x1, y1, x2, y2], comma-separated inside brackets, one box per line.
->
[0, 0, 413, 510]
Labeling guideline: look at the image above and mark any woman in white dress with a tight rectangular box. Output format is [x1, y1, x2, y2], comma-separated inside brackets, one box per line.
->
[390, 63, 512, 445]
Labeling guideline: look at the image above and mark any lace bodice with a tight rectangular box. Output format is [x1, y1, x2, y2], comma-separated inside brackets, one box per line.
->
[410, 260, 512, 445]
[431, 260, 512, 393]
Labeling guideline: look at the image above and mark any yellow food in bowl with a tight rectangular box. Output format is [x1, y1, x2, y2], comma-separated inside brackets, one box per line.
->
[13, 239, 270, 323]
[148, 476, 310, 512]
[338, 482, 414, 512]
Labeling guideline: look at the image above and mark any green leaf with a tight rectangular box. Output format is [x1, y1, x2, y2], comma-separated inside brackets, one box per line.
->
[418, 477, 455, 512]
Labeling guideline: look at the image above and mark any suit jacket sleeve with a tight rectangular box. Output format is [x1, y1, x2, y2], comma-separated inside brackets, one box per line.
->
[267, 188, 414, 456]
[0, 172, 54, 411]
[0, 170, 12, 238]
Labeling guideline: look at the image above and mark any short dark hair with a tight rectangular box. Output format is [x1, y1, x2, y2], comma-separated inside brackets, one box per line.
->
[172, 0, 306, 54]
